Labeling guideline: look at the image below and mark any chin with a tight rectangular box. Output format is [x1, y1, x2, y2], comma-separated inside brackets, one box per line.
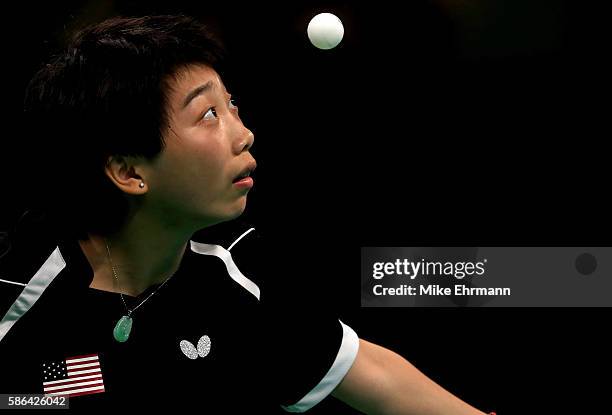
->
[215, 201, 246, 223]
[229, 205, 247, 220]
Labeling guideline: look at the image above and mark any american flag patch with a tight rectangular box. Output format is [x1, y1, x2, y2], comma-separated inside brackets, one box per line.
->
[42, 353, 105, 397]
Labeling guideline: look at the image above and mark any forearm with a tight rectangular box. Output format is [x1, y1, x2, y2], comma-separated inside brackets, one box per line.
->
[377, 345, 486, 415]
[334, 339, 487, 415]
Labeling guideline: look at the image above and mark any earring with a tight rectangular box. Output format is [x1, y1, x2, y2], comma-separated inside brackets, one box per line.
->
[139, 181, 145, 188]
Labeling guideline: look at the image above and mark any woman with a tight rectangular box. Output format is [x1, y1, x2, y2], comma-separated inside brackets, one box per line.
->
[0, 14, 490, 414]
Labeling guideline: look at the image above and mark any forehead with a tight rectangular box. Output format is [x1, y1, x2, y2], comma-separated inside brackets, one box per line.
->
[167, 64, 226, 104]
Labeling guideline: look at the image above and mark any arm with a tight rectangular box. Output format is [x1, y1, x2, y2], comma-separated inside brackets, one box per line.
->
[331, 338, 488, 415]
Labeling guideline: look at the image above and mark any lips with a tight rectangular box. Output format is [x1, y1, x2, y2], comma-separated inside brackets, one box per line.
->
[232, 161, 257, 183]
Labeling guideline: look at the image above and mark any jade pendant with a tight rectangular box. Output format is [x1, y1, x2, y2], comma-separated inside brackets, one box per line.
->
[113, 315, 133, 342]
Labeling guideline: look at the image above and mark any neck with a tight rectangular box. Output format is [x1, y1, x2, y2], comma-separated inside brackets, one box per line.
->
[79, 210, 196, 297]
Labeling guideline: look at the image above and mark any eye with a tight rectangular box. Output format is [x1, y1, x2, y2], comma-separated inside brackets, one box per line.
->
[229, 98, 238, 111]
[202, 107, 218, 121]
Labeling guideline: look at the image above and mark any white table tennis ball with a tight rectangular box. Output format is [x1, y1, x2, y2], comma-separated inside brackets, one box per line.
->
[307, 13, 344, 50]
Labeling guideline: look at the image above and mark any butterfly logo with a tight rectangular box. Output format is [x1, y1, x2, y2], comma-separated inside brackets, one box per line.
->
[179, 335, 211, 360]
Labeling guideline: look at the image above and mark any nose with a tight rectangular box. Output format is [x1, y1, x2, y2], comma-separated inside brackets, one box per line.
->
[233, 124, 255, 155]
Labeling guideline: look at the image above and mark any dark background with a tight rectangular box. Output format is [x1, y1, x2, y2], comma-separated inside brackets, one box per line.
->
[1, 0, 610, 413]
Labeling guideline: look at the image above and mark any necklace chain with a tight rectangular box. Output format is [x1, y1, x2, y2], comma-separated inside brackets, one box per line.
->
[104, 238, 175, 316]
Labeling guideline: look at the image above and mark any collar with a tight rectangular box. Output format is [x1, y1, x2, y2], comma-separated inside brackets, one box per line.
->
[54, 226, 260, 301]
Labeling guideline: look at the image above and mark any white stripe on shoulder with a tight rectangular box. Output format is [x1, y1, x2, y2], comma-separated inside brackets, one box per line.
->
[190, 227, 260, 301]
[0, 246, 66, 343]
[281, 320, 360, 413]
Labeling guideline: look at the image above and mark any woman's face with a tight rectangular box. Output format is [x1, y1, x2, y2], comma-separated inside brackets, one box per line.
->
[145, 64, 256, 229]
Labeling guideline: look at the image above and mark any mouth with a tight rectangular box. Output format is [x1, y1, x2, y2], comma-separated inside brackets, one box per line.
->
[232, 161, 257, 183]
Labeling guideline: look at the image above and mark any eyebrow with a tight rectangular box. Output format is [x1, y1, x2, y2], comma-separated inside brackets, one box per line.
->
[182, 81, 214, 110]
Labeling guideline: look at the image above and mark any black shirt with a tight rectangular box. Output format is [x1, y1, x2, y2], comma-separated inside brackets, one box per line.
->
[0, 222, 359, 412]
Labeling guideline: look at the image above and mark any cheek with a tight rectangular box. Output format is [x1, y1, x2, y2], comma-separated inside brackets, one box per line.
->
[175, 137, 226, 188]
[155, 129, 230, 198]
[192, 151, 225, 187]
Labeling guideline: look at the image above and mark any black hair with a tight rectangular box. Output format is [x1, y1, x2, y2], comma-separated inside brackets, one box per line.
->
[22, 14, 227, 241]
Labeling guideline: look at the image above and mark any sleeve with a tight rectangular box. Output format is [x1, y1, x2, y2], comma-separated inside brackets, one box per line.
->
[220, 220, 360, 412]
[259, 307, 360, 413]
[206, 222, 359, 412]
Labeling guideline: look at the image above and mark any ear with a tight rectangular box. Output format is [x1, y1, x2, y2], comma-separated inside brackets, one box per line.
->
[104, 155, 149, 194]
